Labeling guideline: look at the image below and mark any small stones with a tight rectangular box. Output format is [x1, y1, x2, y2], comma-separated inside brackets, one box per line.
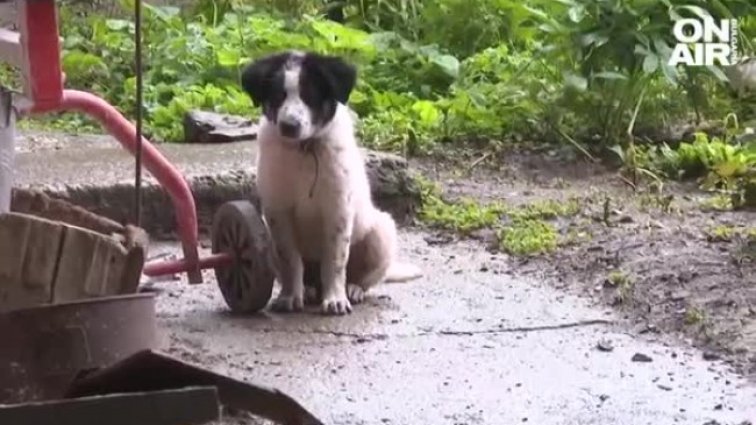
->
[596, 338, 614, 352]
[703, 351, 721, 361]
[631, 352, 653, 363]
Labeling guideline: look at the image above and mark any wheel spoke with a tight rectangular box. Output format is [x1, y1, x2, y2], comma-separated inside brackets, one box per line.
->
[234, 220, 245, 246]
[231, 267, 244, 300]
[224, 221, 236, 247]
[240, 264, 254, 291]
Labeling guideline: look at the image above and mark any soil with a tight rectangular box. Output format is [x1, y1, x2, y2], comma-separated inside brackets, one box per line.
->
[410, 145, 756, 378]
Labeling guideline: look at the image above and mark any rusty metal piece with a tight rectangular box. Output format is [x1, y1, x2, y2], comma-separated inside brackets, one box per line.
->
[66, 350, 324, 425]
[0, 293, 158, 404]
[0, 387, 220, 425]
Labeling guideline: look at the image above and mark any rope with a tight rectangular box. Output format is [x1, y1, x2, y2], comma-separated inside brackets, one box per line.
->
[133, 0, 143, 227]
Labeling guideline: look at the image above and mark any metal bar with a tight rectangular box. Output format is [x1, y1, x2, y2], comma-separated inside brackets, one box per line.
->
[133, 0, 144, 227]
[143, 252, 234, 277]
[0, 88, 15, 213]
[21, 90, 203, 284]
[0, 387, 220, 425]
[16, 0, 63, 108]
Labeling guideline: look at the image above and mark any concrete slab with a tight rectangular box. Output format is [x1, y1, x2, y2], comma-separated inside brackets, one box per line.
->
[147, 232, 756, 425]
[13, 131, 420, 235]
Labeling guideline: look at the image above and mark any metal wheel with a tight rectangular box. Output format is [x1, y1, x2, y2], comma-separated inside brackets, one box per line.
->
[211, 201, 275, 313]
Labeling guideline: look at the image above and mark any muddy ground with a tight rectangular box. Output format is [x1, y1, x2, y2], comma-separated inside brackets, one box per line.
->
[410, 146, 756, 378]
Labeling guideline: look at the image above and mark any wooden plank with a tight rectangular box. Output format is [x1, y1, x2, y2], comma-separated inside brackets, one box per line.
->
[52, 225, 130, 302]
[0, 387, 220, 425]
[0, 213, 63, 311]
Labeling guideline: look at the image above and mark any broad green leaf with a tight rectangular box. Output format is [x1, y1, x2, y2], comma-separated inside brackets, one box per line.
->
[592, 71, 628, 80]
[563, 72, 588, 91]
[706, 65, 729, 82]
[568, 5, 585, 23]
[431, 54, 461, 79]
[643, 54, 659, 74]
[675, 5, 712, 19]
[608, 144, 625, 161]
[216, 49, 240, 67]
[105, 19, 131, 31]
[411, 100, 441, 126]
[62, 50, 108, 77]
[581, 32, 609, 47]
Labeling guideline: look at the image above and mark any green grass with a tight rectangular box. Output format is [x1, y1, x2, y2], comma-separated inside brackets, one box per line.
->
[497, 219, 558, 256]
[417, 176, 581, 256]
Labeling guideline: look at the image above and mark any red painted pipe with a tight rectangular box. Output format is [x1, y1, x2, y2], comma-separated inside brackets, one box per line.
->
[144, 252, 234, 277]
[25, 90, 203, 284]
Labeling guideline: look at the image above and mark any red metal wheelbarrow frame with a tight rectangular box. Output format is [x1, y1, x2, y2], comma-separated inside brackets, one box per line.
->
[0, 0, 234, 284]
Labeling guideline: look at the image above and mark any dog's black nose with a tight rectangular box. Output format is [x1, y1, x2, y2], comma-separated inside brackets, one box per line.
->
[279, 120, 301, 138]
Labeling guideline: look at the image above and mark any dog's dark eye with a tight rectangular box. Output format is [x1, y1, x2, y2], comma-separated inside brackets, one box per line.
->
[267, 89, 285, 108]
[300, 82, 326, 108]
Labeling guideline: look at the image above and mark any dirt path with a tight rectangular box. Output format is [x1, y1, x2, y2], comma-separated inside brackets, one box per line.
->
[410, 147, 756, 378]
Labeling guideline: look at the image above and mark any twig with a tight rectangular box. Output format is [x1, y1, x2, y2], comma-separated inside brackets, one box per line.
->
[626, 85, 648, 189]
[437, 319, 614, 336]
[240, 319, 615, 340]
[467, 151, 493, 174]
[553, 125, 598, 163]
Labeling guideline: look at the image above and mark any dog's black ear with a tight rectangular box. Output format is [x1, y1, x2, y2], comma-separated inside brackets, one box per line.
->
[308, 54, 357, 104]
[240, 53, 288, 107]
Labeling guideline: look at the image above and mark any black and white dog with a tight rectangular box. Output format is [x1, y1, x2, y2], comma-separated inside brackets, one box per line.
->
[241, 51, 422, 315]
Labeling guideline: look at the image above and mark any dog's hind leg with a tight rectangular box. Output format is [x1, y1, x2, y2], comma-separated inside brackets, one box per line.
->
[346, 211, 395, 304]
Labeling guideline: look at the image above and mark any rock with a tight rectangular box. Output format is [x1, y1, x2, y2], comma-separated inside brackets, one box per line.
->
[596, 338, 614, 352]
[631, 352, 653, 363]
[364, 150, 421, 221]
[703, 351, 721, 361]
[183, 110, 258, 144]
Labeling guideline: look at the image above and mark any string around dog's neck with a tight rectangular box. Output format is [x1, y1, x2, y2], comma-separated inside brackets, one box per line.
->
[299, 137, 320, 198]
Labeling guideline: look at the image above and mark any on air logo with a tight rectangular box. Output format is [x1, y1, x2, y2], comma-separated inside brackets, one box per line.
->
[668, 17, 739, 67]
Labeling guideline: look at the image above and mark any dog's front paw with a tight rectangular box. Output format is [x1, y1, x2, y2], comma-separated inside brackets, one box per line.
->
[271, 293, 305, 312]
[320, 295, 352, 315]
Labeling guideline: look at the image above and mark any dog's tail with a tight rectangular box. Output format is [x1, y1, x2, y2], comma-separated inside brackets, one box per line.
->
[384, 261, 423, 284]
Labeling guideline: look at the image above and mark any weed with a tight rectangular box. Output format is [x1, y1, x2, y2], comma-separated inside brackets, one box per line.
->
[417, 177, 504, 234]
[509, 198, 582, 220]
[639, 131, 756, 209]
[684, 307, 706, 326]
[704, 224, 756, 244]
[497, 219, 558, 256]
[605, 270, 634, 304]
[636, 189, 677, 214]
[699, 194, 734, 211]
[416, 175, 579, 255]
[706, 225, 736, 242]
